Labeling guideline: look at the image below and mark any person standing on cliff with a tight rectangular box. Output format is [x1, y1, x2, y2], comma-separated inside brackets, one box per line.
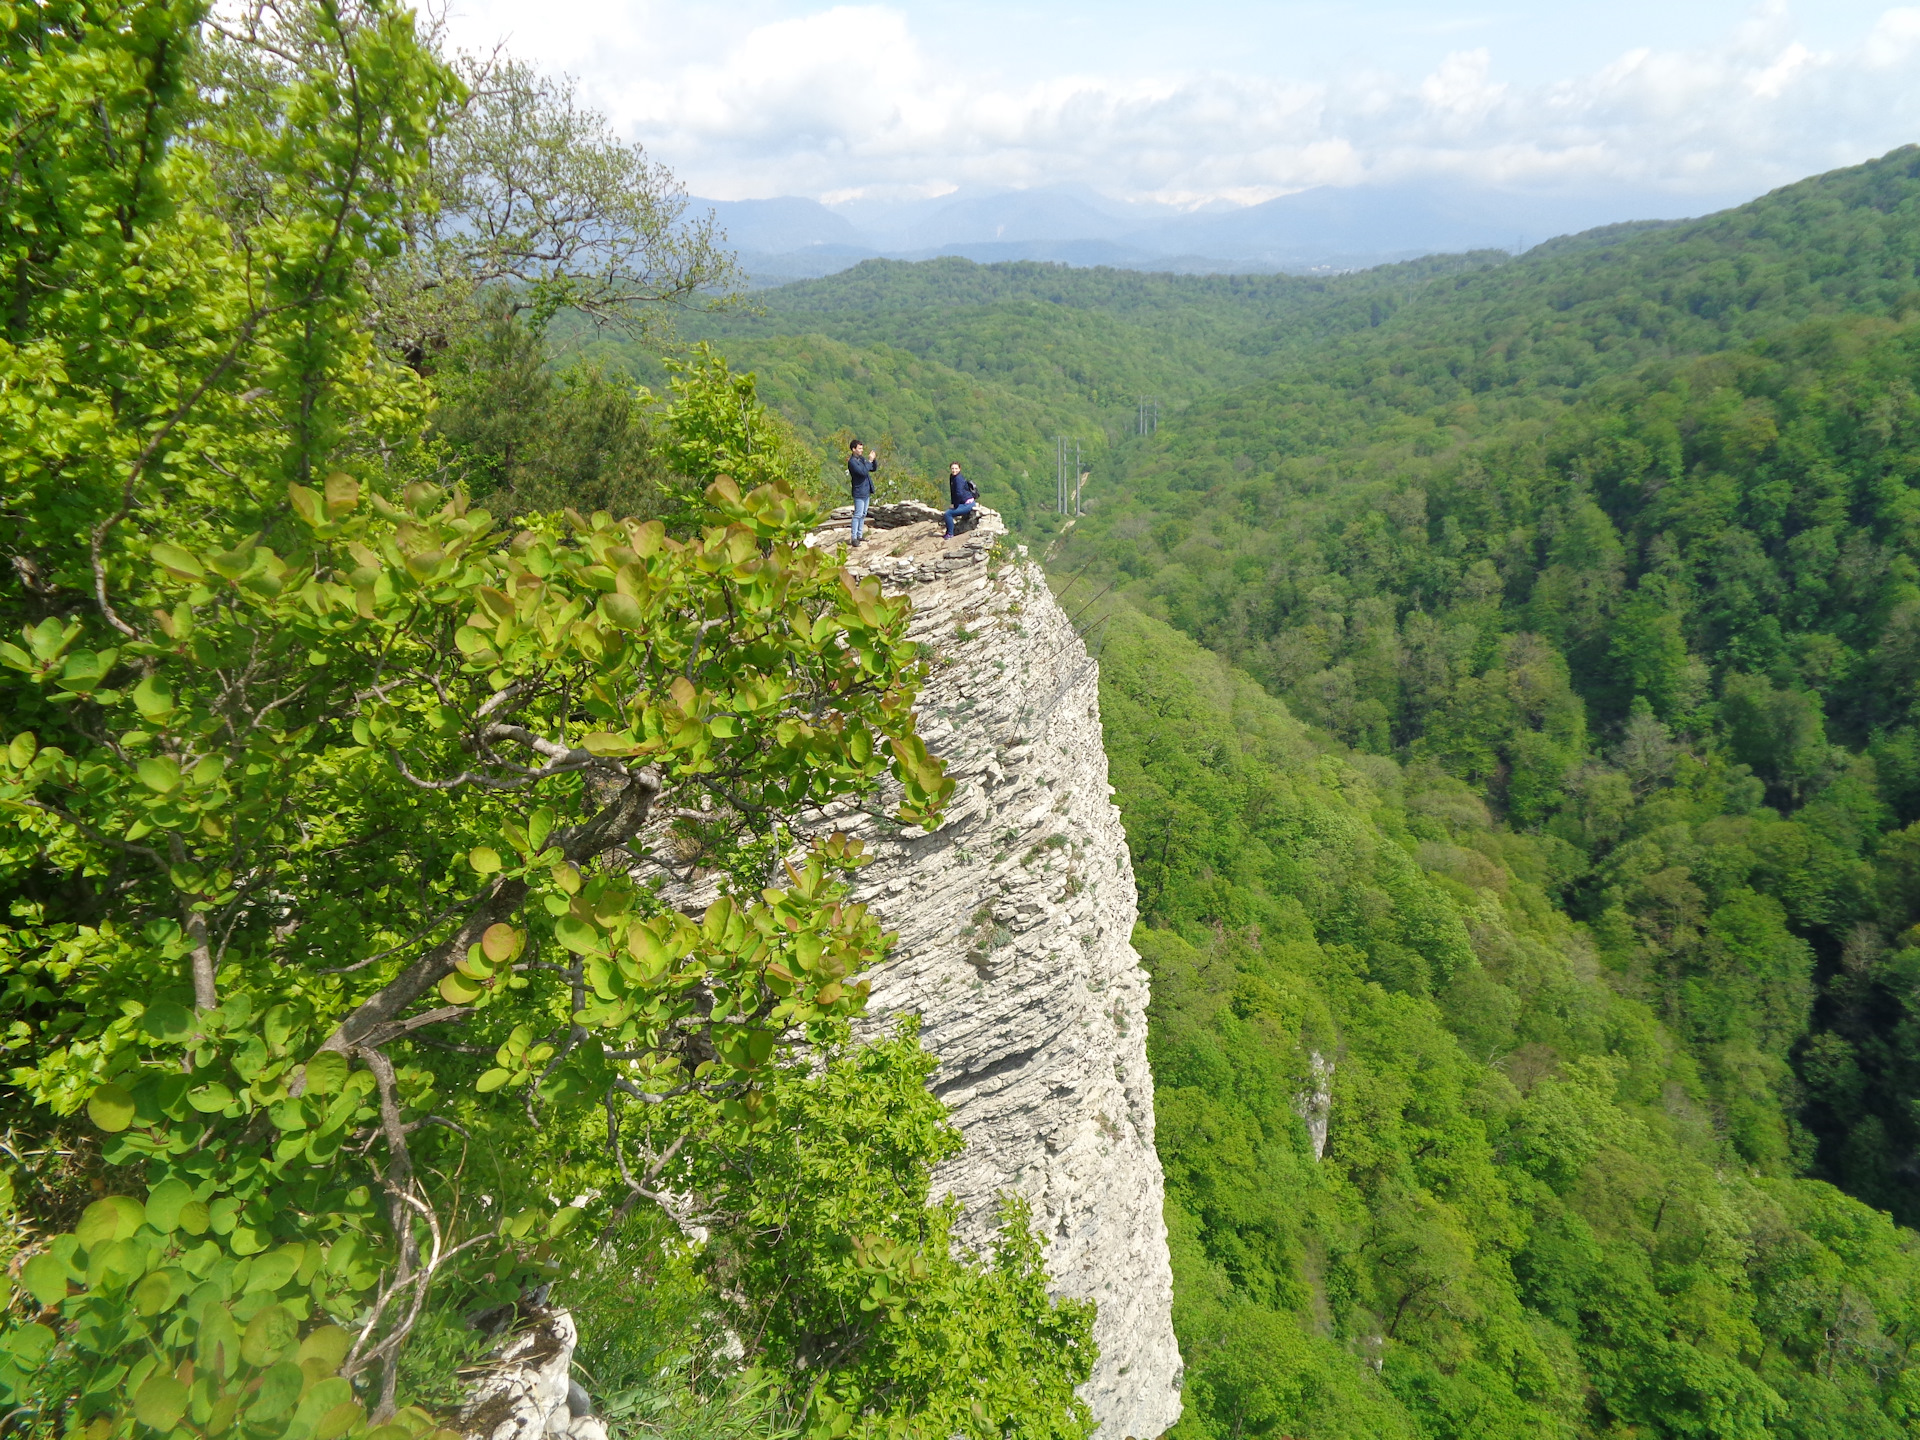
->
[943, 461, 978, 540]
[847, 439, 879, 547]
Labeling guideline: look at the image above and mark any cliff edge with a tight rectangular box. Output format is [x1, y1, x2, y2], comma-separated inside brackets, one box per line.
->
[805, 502, 1182, 1437]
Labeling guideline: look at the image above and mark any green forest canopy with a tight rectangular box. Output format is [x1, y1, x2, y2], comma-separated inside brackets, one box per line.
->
[678, 146, 1920, 1440]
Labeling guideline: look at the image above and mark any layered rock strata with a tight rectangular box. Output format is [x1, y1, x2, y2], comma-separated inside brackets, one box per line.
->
[460, 504, 1183, 1439]
[809, 503, 1182, 1436]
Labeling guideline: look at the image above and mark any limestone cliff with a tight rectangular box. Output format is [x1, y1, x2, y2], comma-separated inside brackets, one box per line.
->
[805, 502, 1182, 1436]
[461, 503, 1182, 1440]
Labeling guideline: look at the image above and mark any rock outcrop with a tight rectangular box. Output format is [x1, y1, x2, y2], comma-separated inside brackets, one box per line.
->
[806, 503, 1182, 1436]
[456, 1308, 605, 1440]
[458, 503, 1182, 1439]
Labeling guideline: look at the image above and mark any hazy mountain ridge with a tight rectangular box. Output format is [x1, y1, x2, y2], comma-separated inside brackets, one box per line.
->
[700, 179, 1741, 281]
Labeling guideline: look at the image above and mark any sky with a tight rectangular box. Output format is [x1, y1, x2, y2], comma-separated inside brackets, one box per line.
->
[438, 0, 1920, 212]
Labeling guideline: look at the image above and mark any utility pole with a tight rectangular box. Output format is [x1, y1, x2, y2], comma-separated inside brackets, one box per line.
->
[1056, 436, 1088, 516]
[1136, 396, 1158, 436]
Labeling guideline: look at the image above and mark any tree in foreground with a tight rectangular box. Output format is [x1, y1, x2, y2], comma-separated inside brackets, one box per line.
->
[0, 2, 1094, 1436]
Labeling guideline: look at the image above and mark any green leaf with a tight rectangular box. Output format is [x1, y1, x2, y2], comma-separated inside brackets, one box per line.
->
[0, 1322, 54, 1365]
[248, 1360, 304, 1420]
[547, 1206, 584, 1238]
[553, 915, 601, 955]
[303, 1051, 349, 1096]
[482, 923, 522, 963]
[439, 971, 484, 1004]
[76, 1195, 145, 1245]
[324, 472, 360, 518]
[298, 1325, 352, 1371]
[188, 1082, 235, 1112]
[528, 807, 555, 852]
[241, 1303, 298, 1365]
[136, 756, 181, 793]
[602, 592, 644, 629]
[580, 730, 640, 755]
[149, 542, 205, 581]
[132, 1372, 189, 1430]
[177, 1200, 211, 1236]
[131, 675, 175, 722]
[6, 731, 35, 767]
[476, 1068, 512, 1093]
[133, 1268, 181, 1317]
[88, 1082, 136, 1132]
[145, 1178, 195, 1231]
[469, 846, 502, 875]
[139, 999, 194, 1042]
[21, 1253, 69, 1307]
[230, 1225, 269, 1256]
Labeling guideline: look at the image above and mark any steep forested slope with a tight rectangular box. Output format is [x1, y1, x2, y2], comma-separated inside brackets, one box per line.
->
[1099, 607, 1920, 1440]
[669, 143, 1920, 1440]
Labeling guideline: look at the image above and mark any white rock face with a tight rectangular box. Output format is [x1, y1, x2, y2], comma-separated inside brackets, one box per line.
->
[808, 503, 1183, 1437]
[467, 504, 1184, 1439]
[456, 1308, 604, 1440]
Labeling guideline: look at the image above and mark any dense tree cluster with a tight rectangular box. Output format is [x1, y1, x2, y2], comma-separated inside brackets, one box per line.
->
[0, 4, 1093, 1437]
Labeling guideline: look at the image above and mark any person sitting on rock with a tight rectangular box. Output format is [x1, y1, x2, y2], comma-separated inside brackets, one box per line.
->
[943, 461, 978, 540]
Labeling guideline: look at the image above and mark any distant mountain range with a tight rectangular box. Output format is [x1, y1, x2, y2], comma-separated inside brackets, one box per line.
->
[697, 181, 1755, 282]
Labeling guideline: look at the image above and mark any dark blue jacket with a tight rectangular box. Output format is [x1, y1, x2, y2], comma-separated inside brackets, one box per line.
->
[847, 452, 877, 499]
[949, 471, 977, 507]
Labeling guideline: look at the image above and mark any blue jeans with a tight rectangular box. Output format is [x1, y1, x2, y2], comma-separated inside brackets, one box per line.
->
[851, 494, 870, 542]
[943, 501, 976, 536]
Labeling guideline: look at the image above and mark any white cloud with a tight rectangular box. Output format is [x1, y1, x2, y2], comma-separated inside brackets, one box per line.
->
[441, 1, 1920, 205]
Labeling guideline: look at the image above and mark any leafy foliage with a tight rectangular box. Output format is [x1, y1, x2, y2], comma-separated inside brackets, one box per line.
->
[1102, 609, 1920, 1440]
[0, 4, 1089, 1437]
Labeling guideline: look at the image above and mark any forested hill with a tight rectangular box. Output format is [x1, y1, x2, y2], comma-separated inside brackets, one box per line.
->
[666, 145, 1920, 1440]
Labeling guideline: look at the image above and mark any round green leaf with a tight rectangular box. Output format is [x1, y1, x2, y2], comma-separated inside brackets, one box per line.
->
[76, 1195, 145, 1245]
[145, 1179, 195, 1231]
[469, 846, 502, 875]
[475, 1068, 512, 1093]
[241, 1303, 298, 1366]
[132, 1372, 189, 1431]
[315, 1399, 365, 1440]
[187, 1082, 235, 1113]
[88, 1082, 136, 1132]
[21, 1253, 69, 1307]
[602, 593, 644, 630]
[302, 1050, 349, 1096]
[176, 1199, 211, 1236]
[248, 1361, 304, 1421]
[136, 756, 181, 793]
[230, 1225, 269, 1256]
[0, 1322, 54, 1364]
[133, 1269, 181, 1317]
[298, 1324, 352, 1371]
[439, 972, 484, 1004]
[139, 999, 194, 1042]
[482, 923, 522, 963]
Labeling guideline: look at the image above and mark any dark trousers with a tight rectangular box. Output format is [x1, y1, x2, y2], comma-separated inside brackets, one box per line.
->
[943, 501, 976, 536]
